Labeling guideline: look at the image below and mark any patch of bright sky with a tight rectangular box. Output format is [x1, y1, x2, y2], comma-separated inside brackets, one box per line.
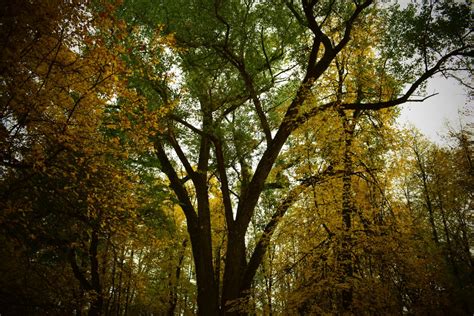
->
[397, 75, 472, 145]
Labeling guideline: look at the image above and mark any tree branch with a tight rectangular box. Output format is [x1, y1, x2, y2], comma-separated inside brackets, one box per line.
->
[285, 0, 307, 27]
[334, 0, 373, 53]
[241, 168, 340, 291]
[241, 70, 273, 144]
[341, 47, 472, 111]
[68, 249, 93, 291]
[167, 130, 196, 181]
[260, 26, 274, 83]
[302, 0, 333, 54]
[234, 0, 374, 253]
[154, 140, 198, 228]
[214, 140, 235, 229]
[170, 113, 234, 227]
[240, 183, 306, 291]
[170, 114, 213, 139]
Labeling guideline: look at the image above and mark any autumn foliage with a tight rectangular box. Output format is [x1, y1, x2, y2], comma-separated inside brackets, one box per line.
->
[0, 0, 472, 315]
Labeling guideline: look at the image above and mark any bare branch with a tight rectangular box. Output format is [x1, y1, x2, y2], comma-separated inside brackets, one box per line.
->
[214, 0, 231, 47]
[170, 114, 216, 141]
[242, 72, 273, 144]
[241, 183, 306, 292]
[406, 93, 439, 103]
[341, 47, 472, 111]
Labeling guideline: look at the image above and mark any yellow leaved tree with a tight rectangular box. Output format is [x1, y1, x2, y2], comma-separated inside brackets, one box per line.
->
[0, 1, 171, 314]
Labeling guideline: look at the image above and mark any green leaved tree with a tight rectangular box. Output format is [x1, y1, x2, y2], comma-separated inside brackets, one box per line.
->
[103, 0, 472, 314]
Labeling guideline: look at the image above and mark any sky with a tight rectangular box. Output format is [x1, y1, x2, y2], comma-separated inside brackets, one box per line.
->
[397, 75, 472, 144]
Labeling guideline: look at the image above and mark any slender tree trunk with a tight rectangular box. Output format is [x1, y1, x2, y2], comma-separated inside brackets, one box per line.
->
[187, 213, 220, 315]
[116, 247, 125, 315]
[106, 248, 117, 316]
[214, 243, 223, 307]
[195, 118, 221, 315]
[168, 239, 187, 316]
[263, 247, 274, 316]
[437, 193, 458, 275]
[88, 229, 104, 316]
[339, 115, 354, 313]
[124, 249, 134, 316]
[414, 148, 439, 244]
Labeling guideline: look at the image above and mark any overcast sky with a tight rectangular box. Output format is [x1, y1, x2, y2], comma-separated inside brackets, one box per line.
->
[397, 76, 472, 144]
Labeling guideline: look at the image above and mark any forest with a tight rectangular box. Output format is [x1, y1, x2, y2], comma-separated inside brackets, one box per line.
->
[0, 0, 472, 315]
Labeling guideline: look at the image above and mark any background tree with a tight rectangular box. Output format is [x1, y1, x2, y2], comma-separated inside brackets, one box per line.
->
[0, 0, 172, 314]
[399, 126, 474, 314]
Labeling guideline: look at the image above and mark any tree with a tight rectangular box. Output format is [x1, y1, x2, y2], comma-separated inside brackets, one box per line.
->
[0, 1, 166, 314]
[241, 119, 473, 315]
[2, 0, 471, 314]
[106, 0, 472, 314]
[400, 126, 474, 314]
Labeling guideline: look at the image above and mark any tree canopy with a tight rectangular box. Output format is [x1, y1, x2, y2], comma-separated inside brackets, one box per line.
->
[1, 0, 472, 315]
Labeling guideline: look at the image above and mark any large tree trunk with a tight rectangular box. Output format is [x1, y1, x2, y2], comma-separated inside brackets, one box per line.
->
[190, 226, 220, 315]
[221, 230, 248, 315]
[155, 138, 220, 315]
